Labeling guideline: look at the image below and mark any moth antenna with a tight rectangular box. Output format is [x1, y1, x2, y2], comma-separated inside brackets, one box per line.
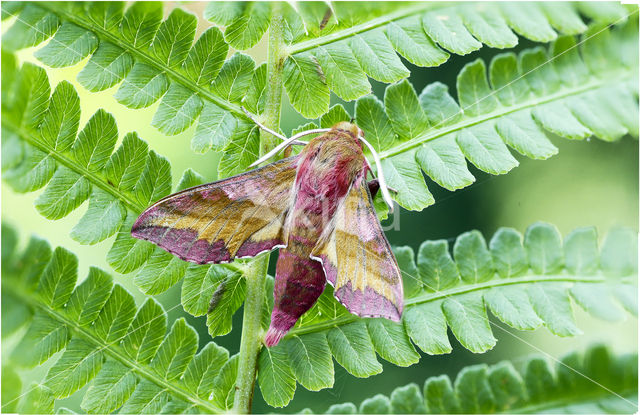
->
[290, 128, 330, 140]
[241, 106, 289, 141]
[249, 127, 331, 168]
[358, 135, 395, 213]
[250, 135, 302, 167]
[242, 106, 309, 147]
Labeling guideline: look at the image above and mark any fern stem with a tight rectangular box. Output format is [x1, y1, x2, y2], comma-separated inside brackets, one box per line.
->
[288, 3, 431, 55]
[2, 280, 224, 413]
[284, 273, 627, 338]
[260, 2, 287, 156]
[38, 3, 249, 122]
[508, 392, 638, 414]
[378, 74, 633, 161]
[233, 5, 287, 413]
[1, 119, 145, 213]
[233, 254, 270, 413]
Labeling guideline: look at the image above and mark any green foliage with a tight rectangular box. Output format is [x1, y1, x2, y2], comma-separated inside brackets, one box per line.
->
[209, 1, 630, 119]
[0, 223, 232, 414]
[2, 3, 638, 414]
[2, 1, 634, 168]
[314, 344, 638, 414]
[1, 60, 246, 334]
[256, 223, 637, 407]
[362, 21, 638, 210]
[1, 365, 21, 413]
[1, 1, 253, 170]
[283, 1, 629, 118]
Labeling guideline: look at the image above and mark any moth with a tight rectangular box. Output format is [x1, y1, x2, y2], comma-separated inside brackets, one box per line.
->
[131, 114, 403, 347]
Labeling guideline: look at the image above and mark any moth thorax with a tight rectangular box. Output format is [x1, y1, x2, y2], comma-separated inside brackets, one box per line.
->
[332, 121, 361, 140]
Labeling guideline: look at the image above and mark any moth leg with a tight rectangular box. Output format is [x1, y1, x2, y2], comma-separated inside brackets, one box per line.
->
[367, 179, 397, 197]
[367, 179, 380, 197]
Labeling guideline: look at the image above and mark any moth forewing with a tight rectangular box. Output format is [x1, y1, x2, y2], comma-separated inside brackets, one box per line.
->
[131, 157, 298, 264]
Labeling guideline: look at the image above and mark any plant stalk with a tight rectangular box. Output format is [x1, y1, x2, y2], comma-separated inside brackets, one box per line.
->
[233, 4, 287, 413]
[233, 254, 270, 413]
[259, 2, 286, 157]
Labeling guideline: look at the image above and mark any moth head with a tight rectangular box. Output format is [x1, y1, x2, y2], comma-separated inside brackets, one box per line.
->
[333, 121, 362, 141]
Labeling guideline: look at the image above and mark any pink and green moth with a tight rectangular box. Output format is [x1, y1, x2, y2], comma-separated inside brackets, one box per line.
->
[131, 115, 403, 347]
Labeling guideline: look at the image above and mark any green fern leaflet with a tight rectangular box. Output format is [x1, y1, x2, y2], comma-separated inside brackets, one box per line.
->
[1, 223, 234, 414]
[256, 223, 637, 406]
[318, 344, 638, 414]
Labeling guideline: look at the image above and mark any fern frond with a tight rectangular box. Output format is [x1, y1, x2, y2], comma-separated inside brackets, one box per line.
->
[0, 223, 233, 414]
[1, 58, 244, 332]
[316, 344, 638, 414]
[223, 1, 631, 118]
[203, 1, 629, 54]
[348, 20, 637, 211]
[256, 223, 637, 407]
[1, 1, 265, 172]
[198, 16, 638, 210]
[4, 3, 635, 148]
[210, 19, 639, 212]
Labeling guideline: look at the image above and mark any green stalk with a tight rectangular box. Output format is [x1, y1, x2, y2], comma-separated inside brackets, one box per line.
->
[259, 2, 287, 156]
[232, 4, 287, 413]
[233, 254, 270, 413]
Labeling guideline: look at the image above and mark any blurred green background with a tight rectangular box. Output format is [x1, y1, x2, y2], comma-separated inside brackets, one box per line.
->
[2, 3, 638, 413]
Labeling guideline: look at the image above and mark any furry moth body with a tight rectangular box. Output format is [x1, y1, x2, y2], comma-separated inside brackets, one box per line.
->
[132, 122, 403, 346]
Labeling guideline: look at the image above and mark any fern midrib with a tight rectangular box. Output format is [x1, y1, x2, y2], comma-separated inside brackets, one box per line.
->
[1, 118, 145, 214]
[379, 71, 634, 161]
[38, 3, 248, 122]
[285, 273, 627, 338]
[288, 3, 433, 54]
[508, 390, 637, 414]
[3, 280, 224, 414]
